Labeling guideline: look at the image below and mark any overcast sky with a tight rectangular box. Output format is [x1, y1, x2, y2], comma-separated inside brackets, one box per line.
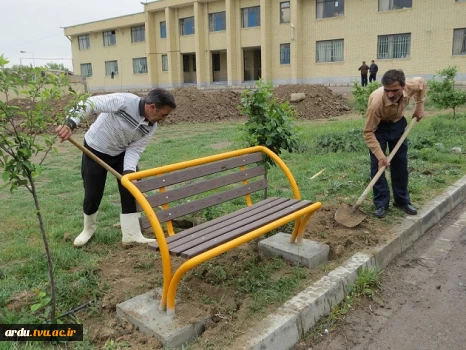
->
[0, 0, 147, 70]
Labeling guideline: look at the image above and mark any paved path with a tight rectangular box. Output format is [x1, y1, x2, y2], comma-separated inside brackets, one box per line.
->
[308, 200, 466, 350]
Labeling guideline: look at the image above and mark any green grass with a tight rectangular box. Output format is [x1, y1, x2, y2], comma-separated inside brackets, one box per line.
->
[1, 110, 466, 348]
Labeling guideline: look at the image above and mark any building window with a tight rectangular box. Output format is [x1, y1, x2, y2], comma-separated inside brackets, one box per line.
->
[183, 55, 190, 72]
[280, 2, 290, 23]
[456, 0, 466, 2]
[317, 0, 344, 19]
[80, 63, 92, 77]
[162, 55, 168, 71]
[377, 33, 411, 59]
[316, 39, 344, 62]
[131, 26, 145, 43]
[280, 44, 290, 64]
[180, 17, 195, 36]
[378, 0, 412, 11]
[103, 30, 116, 47]
[241, 6, 260, 28]
[209, 12, 226, 32]
[160, 21, 167, 38]
[78, 35, 90, 50]
[193, 55, 196, 72]
[453, 28, 466, 55]
[105, 60, 118, 76]
[133, 57, 148, 74]
[212, 54, 220, 71]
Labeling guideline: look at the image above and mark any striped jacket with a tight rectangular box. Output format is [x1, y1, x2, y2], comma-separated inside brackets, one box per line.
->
[68, 93, 157, 172]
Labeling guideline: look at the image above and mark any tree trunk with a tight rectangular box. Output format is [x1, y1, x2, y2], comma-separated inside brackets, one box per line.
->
[28, 173, 56, 323]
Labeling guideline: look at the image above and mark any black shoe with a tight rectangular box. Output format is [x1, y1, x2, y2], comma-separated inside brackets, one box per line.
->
[394, 202, 417, 215]
[375, 207, 388, 218]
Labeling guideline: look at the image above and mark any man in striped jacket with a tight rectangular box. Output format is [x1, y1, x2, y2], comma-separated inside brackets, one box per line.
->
[56, 89, 176, 247]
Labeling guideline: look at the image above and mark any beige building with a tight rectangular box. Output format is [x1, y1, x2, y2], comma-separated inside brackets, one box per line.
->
[64, 0, 466, 92]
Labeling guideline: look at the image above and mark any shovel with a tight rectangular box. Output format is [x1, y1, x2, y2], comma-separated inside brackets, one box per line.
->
[334, 117, 417, 228]
[68, 137, 122, 180]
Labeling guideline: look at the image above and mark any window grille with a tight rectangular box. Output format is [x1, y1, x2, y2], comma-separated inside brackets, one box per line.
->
[103, 31, 116, 47]
[378, 0, 412, 11]
[78, 35, 90, 50]
[105, 61, 118, 76]
[131, 26, 145, 43]
[280, 44, 290, 64]
[377, 33, 411, 59]
[316, 0, 345, 19]
[316, 39, 344, 62]
[133, 57, 147, 74]
[162, 55, 168, 71]
[453, 28, 466, 55]
[80, 63, 92, 77]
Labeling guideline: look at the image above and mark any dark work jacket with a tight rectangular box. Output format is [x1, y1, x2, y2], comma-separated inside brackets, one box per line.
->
[370, 63, 379, 74]
[359, 64, 370, 75]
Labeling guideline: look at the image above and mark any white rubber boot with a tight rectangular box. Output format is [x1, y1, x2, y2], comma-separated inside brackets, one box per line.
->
[120, 213, 155, 246]
[74, 212, 98, 247]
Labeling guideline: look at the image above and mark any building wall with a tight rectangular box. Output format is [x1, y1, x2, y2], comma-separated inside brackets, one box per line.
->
[65, 0, 466, 92]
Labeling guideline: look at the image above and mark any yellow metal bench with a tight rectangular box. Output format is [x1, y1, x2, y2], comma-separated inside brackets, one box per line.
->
[121, 146, 322, 315]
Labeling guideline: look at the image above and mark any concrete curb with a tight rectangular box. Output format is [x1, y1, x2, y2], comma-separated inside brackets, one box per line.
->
[233, 175, 466, 350]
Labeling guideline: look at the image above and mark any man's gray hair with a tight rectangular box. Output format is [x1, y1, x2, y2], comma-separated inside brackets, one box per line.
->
[144, 88, 176, 109]
[381, 69, 406, 87]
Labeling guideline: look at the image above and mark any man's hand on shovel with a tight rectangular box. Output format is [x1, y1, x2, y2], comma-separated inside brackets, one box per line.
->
[378, 157, 390, 170]
[56, 125, 72, 142]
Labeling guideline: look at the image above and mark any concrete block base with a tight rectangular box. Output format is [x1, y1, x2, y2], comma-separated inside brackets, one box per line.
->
[258, 232, 330, 268]
[116, 289, 211, 349]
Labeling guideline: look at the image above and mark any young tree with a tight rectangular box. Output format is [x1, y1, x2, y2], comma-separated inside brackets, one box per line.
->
[351, 80, 381, 117]
[0, 54, 87, 322]
[239, 79, 302, 167]
[428, 66, 466, 121]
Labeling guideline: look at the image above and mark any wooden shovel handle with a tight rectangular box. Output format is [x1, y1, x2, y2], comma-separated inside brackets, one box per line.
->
[353, 117, 417, 209]
[68, 136, 122, 180]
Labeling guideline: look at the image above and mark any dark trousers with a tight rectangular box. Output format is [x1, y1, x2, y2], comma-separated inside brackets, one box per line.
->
[361, 74, 368, 87]
[370, 117, 410, 209]
[81, 141, 137, 215]
[369, 73, 377, 82]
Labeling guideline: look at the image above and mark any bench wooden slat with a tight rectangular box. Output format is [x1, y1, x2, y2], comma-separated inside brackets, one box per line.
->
[147, 197, 285, 251]
[167, 198, 294, 251]
[180, 200, 312, 258]
[140, 178, 267, 227]
[135, 152, 263, 193]
[137, 165, 265, 211]
[169, 198, 301, 254]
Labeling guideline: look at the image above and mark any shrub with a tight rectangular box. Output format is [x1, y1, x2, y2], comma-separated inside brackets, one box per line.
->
[239, 80, 302, 166]
[351, 80, 382, 117]
[428, 66, 466, 121]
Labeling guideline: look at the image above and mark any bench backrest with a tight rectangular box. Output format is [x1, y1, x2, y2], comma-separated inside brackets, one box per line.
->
[134, 152, 266, 232]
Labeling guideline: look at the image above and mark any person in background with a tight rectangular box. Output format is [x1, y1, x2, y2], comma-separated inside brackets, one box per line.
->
[56, 89, 176, 247]
[358, 61, 370, 87]
[369, 60, 379, 83]
[363, 69, 426, 219]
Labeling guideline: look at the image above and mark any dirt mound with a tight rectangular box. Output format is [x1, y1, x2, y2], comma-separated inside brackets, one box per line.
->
[8, 85, 351, 131]
[274, 84, 351, 119]
[165, 87, 242, 124]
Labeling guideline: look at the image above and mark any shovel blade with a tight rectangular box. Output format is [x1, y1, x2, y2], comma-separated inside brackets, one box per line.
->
[334, 203, 367, 228]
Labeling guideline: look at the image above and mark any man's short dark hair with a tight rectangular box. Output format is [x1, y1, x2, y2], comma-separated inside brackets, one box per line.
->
[144, 88, 176, 109]
[381, 69, 406, 87]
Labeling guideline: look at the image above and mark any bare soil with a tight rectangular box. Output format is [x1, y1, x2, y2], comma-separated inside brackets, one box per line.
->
[5, 85, 395, 349]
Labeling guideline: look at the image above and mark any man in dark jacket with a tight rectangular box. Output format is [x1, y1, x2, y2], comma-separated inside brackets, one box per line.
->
[369, 60, 379, 82]
[358, 61, 370, 86]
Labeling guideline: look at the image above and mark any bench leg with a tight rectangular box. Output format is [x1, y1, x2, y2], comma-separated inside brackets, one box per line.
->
[289, 212, 315, 245]
[289, 219, 301, 243]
